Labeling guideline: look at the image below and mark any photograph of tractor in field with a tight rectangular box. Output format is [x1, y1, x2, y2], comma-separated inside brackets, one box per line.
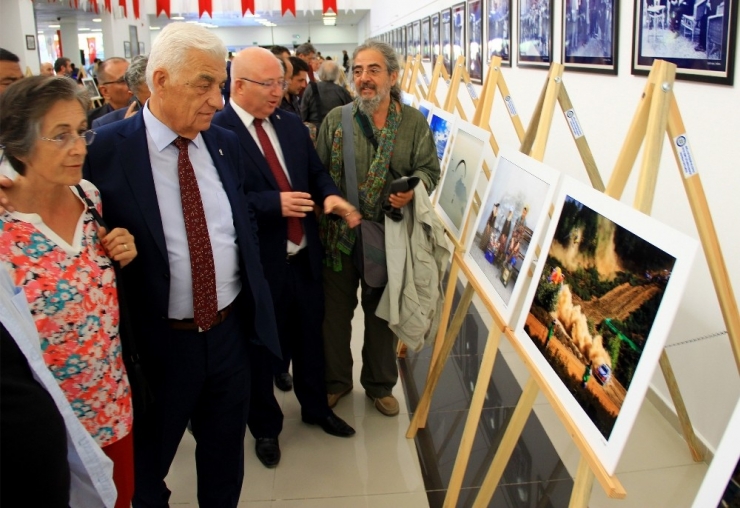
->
[522, 194, 677, 440]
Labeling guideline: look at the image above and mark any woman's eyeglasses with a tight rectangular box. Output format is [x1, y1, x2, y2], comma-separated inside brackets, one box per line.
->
[39, 130, 97, 148]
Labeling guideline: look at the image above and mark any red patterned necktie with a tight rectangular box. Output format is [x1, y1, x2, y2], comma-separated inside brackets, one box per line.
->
[173, 136, 218, 331]
[252, 119, 303, 245]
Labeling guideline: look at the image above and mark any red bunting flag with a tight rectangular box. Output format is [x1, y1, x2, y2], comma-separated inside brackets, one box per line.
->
[119, 0, 126, 17]
[104, 0, 111, 12]
[133, 0, 139, 18]
[92, 0, 99, 14]
[72, 0, 79, 9]
[323, 0, 337, 14]
[241, 0, 255, 15]
[282, 0, 295, 16]
[156, 0, 170, 18]
[199, 0, 213, 18]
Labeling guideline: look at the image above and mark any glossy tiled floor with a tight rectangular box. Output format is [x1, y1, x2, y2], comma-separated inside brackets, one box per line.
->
[165, 284, 710, 507]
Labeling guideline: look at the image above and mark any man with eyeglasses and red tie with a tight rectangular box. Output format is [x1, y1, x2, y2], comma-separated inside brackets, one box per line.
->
[213, 46, 360, 469]
[87, 57, 131, 126]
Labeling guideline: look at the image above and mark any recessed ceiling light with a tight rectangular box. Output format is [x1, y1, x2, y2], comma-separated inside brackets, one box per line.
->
[49, 24, 61, 28]
[38, 30, 44, 34]
[79, 27, 90, 31]
[92, 18, 102, 22]
[150, 26, 161, 30]
[92, 28, 102, 32]
[172, 16, 185, 20]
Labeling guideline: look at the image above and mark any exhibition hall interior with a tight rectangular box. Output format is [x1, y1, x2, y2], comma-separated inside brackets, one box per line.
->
[0, 0, 738, 506]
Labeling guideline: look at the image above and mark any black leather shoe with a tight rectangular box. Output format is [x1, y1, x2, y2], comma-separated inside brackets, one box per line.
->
[255, 437, 280, 468]
[274, 373, 293, 392]
[302, 412, 356, 437]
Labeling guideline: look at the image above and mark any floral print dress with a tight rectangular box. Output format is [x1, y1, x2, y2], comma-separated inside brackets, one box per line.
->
[0, 180, 132, 447]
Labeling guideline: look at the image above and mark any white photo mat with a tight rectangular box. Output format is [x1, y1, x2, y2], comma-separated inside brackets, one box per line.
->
[514, 177, 698, 475]
[418, 99, 434, 122]
[463, 149, 559, 323]
[434, 120, 489, 243]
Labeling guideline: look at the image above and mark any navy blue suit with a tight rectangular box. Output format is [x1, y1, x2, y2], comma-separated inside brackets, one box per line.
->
[84, 111, 280, 507]
[213, 105, 339, 436]
[91, 106, 128, 128]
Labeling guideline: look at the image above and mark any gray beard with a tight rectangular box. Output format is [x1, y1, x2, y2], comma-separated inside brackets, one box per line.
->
[358, 94, 382, 116]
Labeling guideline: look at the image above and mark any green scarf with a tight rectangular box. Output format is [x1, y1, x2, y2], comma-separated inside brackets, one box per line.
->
[320, 100, 402, 271]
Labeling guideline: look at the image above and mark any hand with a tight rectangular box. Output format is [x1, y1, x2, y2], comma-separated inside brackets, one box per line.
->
[0, 176, 15, 213]
[324, 195, 361, 229]
[99, 227, 137, 268]
[280, 191, 315, 218]
[388, 188, 414, 209]
[123, 101, 139, 119]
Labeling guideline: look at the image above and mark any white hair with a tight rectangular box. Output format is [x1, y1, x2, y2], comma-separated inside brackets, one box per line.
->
[146, 22, 226, 88]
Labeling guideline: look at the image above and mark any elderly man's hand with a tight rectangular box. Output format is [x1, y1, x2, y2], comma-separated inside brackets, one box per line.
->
[0, 176, 15, 213]
[281, 191, 315, 217]
[324, 195, 361, 228]
[124, 101, 139, 119]
[99, 227, 137, 268]
[388, 188, 414, 209]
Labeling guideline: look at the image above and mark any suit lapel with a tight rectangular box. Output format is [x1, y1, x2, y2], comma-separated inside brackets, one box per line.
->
[270, 111, 301, 187]
[223, 105, 280, 190]
[118, 115, 169, 264]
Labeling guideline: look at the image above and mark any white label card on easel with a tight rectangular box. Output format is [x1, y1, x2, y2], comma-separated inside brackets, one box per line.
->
[674, 135, 698, 178]
[504, 95, 518, 117]
[466, 83, 478, 101]
[564, 109, 584, 139]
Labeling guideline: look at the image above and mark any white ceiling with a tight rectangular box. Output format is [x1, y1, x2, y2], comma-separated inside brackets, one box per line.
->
[33, 1, 368, 33]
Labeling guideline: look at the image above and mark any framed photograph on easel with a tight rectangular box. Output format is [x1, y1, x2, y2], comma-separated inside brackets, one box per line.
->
[563, 0, 619, 74]
[488, 0, 512, 65]
[518, 0, 553, 67]
[467, 0, 484, 83]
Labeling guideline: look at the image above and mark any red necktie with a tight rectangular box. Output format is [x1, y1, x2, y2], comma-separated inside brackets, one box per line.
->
[173, 136, 218, 331]
[253, 119, 303, 245]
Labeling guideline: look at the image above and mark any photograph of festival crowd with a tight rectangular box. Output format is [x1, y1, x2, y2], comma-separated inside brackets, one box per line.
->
[488, 0, 512, 64]
[468, 0, 484, 82]
[522, 194, 678, 441]
[519, 0, 553, 65]
[563, 0, 618, 73]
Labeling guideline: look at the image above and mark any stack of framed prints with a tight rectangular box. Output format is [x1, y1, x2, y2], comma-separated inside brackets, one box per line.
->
[515, 176, 697, 475]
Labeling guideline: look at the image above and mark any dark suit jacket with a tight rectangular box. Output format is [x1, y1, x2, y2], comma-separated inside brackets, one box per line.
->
[212, 105, 340, 298]
[87, 103, 114, 126]
[91, 107, 129, 129]
[83, 112, 280, 361]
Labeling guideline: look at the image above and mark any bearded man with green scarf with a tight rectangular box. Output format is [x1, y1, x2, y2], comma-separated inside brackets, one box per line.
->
[316, 40, 440, 417]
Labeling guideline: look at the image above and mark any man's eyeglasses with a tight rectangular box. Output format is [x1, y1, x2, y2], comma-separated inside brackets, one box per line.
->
[39, 130, 96, 149]
[100, 76, 126, 86]
[238, 77, 288, 91]
[352, 67, 385, 78]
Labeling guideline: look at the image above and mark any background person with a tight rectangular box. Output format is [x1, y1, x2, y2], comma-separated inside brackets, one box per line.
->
[54, 57, 72, 77]
[0, 75, 138, 508]
[93, 55, 150, 128]
[295, 43, 318, 83]
[0, 48, 24, 180]
[40, 62, 55, 77]
[301, 59, 353, 129]
[87, 57, 130, 125]
[282, 56, 310, 116]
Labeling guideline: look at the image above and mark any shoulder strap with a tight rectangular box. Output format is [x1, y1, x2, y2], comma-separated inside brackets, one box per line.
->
[355, 111, 378, 150]
[341, 103, 360, 210]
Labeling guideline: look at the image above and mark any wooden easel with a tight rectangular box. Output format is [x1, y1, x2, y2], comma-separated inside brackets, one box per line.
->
[399, 55, 414, 95]
[403, 54, 427, 100]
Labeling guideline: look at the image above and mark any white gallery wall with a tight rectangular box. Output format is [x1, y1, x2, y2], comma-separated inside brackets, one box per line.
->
[364, 0, 740, 454]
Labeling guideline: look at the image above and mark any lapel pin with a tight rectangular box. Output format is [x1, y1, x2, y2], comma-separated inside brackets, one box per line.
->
[276, 114, 281, 120]
[219, 149, 224, 156]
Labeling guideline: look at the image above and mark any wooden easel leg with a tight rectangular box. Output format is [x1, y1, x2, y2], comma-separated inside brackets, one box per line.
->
[442, 326, 504, 508]
[471, 378, 539, 508]
[407, 282, 476, 437]
[530, 64, 564, 162]
[520, 76, 547, 155]
[568, 457, 596, 508]
[659, 351, 704, 461]
[430, 260, 462, 371]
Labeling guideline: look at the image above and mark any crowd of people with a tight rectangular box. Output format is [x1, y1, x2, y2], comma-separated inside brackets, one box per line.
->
[0, 23, 441, 508]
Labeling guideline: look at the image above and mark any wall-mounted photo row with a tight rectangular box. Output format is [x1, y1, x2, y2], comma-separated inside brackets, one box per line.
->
[407, 22, 415, 56]
[488, 0, 513, 65]
[563, 0, 619, 74]
[422, 17, 432, 61]
[431, 13, 442, 64]
[519, 0, 553, 67]
[442, 8, 454, 75]
[468, 0, 485, 82]
[464, 150, 559, 322]
[514, 176, 697, 475]
[631, 0, 737, 84]
[413, 20, 422, 57]
[434, 121, 489, 242]
[453, 3, 467, 66]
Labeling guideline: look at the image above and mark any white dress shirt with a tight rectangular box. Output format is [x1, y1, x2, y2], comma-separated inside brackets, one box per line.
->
[229, 99, 306, 253]
[143, 105, 241, 319]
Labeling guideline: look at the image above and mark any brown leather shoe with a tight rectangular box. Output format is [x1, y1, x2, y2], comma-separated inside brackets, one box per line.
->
[327, 385, 353, 408]
[371, 395, 399, 416]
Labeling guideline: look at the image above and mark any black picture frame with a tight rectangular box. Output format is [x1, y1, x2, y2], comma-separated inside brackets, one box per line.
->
[452, 2, 467, 65]
[563, 0, 619, 74]
[422, 17, 432, 61]
[442, 8, 454, 75]
[468, 0, 484, 82]
[631, 0, 737, 85]
[518, 0, 553, 67]
[25, 34, 36, 51]
[431, 13, 441, 64]
[413, 20, 422, 57]
[123, 41, 132, 58]
[487, 0, 513, 65]
[407, 23, 414, 56]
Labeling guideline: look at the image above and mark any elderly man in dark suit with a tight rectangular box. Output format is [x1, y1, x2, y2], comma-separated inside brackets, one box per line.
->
[84, 24, 280, 508]
[92, 55, 151, 128]
[212, 47, 359, 469]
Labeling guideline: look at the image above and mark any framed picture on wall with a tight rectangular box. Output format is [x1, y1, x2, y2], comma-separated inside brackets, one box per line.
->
[467, 0, 484, 82]
[563, 0, 619, 74]
[139, 42, 145, 55]
[412, 20, 421, 57]
[129, 25, 139, 57]
[442, 9, 454, 75]
[431, 13, 441, 64]
[422, 17, 432, 61]
[407, 23, 414, 56]
[401, 25, 407, 58]
[488, 0, 512, 65]
[25, 35, 36, 51]
[631, 0, 737, 85]
[518, 0, 553, 67]
[123, 41, 132, 58]
[452, 2, 467, 66]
